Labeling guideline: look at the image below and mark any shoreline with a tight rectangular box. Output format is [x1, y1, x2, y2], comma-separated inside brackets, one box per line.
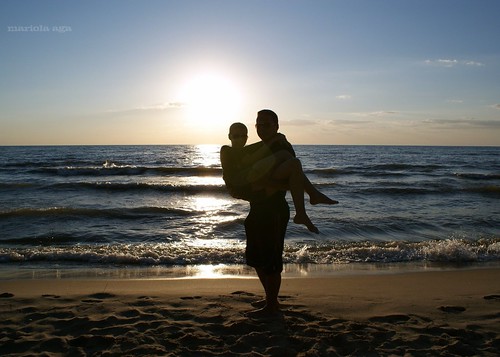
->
[1, 267, 499, 356]
[1, 261, 499, 280]
[3, 267, 499, 314]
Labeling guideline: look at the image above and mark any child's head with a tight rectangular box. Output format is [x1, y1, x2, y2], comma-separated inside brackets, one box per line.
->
[228, 122, 248, 148]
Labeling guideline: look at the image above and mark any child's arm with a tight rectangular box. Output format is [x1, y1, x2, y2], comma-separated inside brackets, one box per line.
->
[219, 145, 232, 169]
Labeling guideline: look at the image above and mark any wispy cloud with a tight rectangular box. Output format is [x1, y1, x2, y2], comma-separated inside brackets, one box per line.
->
[446, 99, 463, 104]
[335, 95, 352, 100]
[463, 61, 484, 67]
[135, 102, 185, 110]
[284, 119, 318, 126]
[492, 104, 500, 110]
[425, 59, 458, 67]
[327, 119, 372, 126]
[424, 59, 484, 67]
[350, 111, 398, 117]
[106, 102, 185, 114]
[422, 118, 500, 128]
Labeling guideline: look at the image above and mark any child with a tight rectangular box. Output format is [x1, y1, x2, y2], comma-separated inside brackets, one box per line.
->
[220, 122, 338, 233]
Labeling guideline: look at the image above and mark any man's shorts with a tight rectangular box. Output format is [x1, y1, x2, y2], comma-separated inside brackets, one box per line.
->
[244, 193, 290, 274]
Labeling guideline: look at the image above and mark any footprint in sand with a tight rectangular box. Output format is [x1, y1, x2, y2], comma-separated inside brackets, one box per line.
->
[0, 292, 14, 298]
[180, 296, 202, 300]
[231, 291, 257, 297]
[42, 294, 61, 299]
[88, 293, 116, 299]
[81, 292, 117, 303]
[439, 305, 466, 313]
[483, 294, 500, 300]
[368, 314, 411, 323]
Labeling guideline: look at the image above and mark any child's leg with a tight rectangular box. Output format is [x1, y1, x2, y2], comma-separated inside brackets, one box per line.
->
[303, 175, 339, 205]
[271, 157, 319, 233]
[270, 151, 338, 205]
[247, 150, 294, 184]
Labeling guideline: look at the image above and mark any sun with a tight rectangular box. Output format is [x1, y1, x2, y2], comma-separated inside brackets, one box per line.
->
[178, 72, 242, 127]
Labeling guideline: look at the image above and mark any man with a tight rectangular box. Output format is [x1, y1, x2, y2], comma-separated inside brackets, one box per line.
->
[220, 110, 337, 316]
[244, 109, 295, 316]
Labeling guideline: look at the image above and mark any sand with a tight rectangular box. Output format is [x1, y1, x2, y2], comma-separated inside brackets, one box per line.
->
[1, 267, 499, 356]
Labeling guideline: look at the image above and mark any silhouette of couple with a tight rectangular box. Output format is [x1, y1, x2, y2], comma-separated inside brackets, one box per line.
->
[220, 110, 338, 316]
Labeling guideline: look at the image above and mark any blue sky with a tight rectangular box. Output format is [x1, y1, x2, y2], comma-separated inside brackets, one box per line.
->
[1, 0, 499, 145]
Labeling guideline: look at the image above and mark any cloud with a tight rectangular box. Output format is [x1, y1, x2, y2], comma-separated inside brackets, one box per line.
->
[424, 59, 458, 67]
[135, 102, 186, 110]
[369, 111, 397, 117]
[335, 95, 352, 100]
[283, 119, 318, 126]
[446, 99, 463, 104]
[106, 102, 185, 114]
[424, 59, 484, 67]
[422, 118, 500, 129]
[350, 111, 398, 117]
[327, 119, 371, 126]
[492, 104, 500, 110]
[464, 61, 484, 67]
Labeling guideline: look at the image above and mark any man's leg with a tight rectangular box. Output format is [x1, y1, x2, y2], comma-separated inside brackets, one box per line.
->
[264, 271, 281, 311]
[254, 268, 281, 314]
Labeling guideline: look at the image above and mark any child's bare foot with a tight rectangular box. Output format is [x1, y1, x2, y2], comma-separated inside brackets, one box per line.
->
[294, 213, 319, 234]
[309, 192, 338, 205]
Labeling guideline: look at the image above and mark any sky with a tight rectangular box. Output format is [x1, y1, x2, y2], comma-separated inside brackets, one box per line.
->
[1, 0, 499, 146]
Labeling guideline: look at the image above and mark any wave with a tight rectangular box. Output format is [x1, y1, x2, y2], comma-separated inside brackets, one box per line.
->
[0, 206, 197, 220]
[5, 175, 497, 197]
[0, 181, 226, 194]
[285, 238, 500, 264]
[308, 163, 443, 176]
[347, 182, 500, 196]
[55, 181, 227, 193]
[370, 163, 443, 172]
[455, 172, 500, 181]
[464, 185, 500, 195]
[1, 238, 499, 266]
[31, 165, 222, 177]
[0, 182, 37, 189]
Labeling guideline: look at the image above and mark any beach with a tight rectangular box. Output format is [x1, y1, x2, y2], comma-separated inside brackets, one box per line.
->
[1, 267, 499, 356]
[1, 145, 499, 355]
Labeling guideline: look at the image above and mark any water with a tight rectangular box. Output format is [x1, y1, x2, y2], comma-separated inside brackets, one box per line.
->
[0, 145, 499, 278]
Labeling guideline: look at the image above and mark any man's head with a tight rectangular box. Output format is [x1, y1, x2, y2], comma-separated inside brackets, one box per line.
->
[256, 109, 279, 142]
[228, 122, 248, 148]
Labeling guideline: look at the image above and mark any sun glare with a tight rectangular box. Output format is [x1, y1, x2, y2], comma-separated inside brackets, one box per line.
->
[178, 72, 242, 127]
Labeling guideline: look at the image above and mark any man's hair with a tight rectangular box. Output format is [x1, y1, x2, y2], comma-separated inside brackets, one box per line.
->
[229, 122, 247, 134]
[257, 109, 279, 124]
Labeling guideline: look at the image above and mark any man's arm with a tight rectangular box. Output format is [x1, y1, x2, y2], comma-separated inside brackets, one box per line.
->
[269, 134, 295, 157]
[240, 133, 288, 165]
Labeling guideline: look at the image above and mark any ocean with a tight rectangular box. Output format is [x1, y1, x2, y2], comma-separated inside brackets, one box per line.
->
[0, 145, 499, 279]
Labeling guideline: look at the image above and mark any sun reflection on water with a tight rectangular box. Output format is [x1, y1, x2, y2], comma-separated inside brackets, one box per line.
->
[192, 144, 221, 167]
[173, 144, 245, 240]
[184, 195, 243, 239]
[182, 264, 253, 279]
[191, 196, 228, 211]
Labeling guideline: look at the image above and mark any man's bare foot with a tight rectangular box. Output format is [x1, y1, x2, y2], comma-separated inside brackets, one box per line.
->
[251, 299, 266, 309]
[251, 299, 284, 309]
[309, 192, 338, 205]
[246, 304, 281, 319]
[294, 213, 319, 234]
